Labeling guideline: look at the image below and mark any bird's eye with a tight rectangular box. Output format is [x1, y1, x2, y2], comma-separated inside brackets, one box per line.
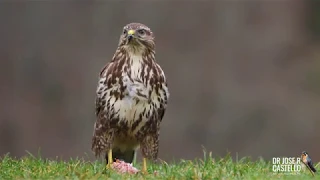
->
[137, 29, 145, 35]
[123, 29, 127, 34]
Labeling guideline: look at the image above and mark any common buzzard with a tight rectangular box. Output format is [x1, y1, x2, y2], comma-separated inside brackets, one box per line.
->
[91, 22, 169, 173]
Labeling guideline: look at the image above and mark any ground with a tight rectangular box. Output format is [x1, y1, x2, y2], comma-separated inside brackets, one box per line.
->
[0, 152, 318, 180]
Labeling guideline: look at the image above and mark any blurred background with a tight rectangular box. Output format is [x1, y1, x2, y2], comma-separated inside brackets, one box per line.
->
[1, 0, 320, 162]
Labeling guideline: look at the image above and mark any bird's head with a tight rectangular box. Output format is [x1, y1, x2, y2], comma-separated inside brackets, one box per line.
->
[119, 23, 155, 54]
[302, 151, 308, 156]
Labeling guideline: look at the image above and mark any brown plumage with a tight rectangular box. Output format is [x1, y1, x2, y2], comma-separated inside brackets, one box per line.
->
[91, 23, 169, 172]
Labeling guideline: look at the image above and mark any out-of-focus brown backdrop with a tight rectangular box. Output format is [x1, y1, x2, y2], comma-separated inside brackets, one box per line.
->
[1, 1, 320, 162]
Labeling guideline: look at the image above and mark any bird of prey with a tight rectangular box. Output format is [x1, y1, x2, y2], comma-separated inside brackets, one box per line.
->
[91, 22, 169, 173]
[301, 151, 316, 176]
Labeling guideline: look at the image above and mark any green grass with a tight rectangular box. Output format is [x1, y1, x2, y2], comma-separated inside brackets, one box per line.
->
[0, 152, 318, 180]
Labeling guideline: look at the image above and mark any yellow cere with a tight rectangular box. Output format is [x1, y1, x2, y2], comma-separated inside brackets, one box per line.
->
[128, 30, 135, 35]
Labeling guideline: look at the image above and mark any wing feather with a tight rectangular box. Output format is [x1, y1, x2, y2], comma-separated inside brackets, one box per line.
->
[92, 62, 115, 156]
[95, 62, 112, 117]
[154, 63, 169, 122]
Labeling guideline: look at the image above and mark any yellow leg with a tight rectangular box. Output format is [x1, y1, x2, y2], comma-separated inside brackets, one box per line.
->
[107, 149, 113, 169]
[142, 158, 148, 174]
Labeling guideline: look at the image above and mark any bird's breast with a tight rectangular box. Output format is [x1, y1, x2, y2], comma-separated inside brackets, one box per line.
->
[109, 61, 160, 135]
[110, 94, 158, 136]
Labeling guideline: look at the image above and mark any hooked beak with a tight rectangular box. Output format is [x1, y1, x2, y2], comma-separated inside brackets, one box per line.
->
[127, 29, 135, 42]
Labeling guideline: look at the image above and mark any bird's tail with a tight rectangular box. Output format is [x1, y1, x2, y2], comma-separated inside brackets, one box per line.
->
[310, 165, 317, 173]
[106, 148, 135, 164]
